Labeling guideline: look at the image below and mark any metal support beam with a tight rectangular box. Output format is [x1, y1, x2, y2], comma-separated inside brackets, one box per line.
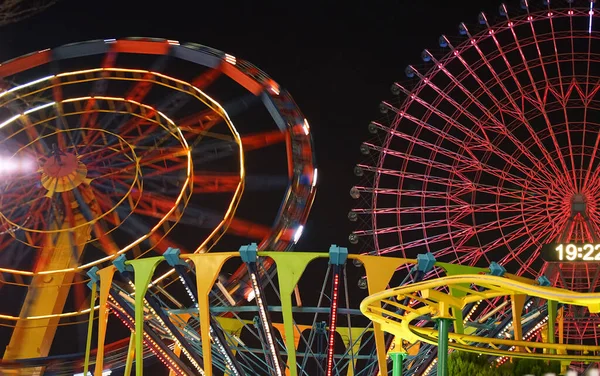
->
[4, 219, 91, 365]
[548, 300, 558, 354]
[390, 352, 407, 376]
[437, 318, 452, 376]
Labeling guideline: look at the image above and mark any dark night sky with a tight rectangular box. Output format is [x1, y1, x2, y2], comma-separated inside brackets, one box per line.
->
[0, 0, 506, 252]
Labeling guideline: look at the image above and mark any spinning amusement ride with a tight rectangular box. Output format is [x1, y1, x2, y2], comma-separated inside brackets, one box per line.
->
[7, 1, 600, 376]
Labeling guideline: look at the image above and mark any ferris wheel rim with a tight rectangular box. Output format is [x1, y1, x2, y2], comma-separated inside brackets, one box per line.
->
[355, 4, 600, 271]
[0, 68, 238, 278]
[0, 37, 317, 327]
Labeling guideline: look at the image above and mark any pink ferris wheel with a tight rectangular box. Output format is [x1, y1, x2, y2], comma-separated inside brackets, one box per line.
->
[350, 0, 600, 347]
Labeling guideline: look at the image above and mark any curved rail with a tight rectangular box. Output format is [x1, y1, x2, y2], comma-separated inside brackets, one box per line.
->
[361, 274, 600, 362]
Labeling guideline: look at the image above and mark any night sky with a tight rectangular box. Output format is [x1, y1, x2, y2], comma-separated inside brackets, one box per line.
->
[0, 0, 519, 373]
[0, 0, 504, 252]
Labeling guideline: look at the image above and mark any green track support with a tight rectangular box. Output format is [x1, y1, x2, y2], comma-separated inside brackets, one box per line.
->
[390, 352, 407, 376]
[548, 300, 557, 354]
[437, 318, 452, 376]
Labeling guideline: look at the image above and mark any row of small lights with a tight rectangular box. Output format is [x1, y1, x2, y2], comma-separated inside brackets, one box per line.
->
[144, 298, 206, 375]
[496, 315, 549, 366]
[325, 272, 341, 376]
[497, 300, 534, 338]
[208, 325, 241, 376]
[423, 358, 437, 375]
[178, 275, 198, 307]
[108, 295, 187, 376]
[176, 271, 241, 376]
[463, 301, 482, 324]
[250, 272, 284, 376]
[123, 280, 204, 374]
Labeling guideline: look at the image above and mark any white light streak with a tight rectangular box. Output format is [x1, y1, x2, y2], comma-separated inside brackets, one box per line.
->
[0, 75, 55, 99]
[216, 281, 236, 306]
[225, 54, 237, 65]
[302, 118, 310, 135]
[250, 272, 283, 376]
[0, 114, 21, 129]
[246, 289, 256, 302]
[591, 1, 595, 34]
[24, 101, 55, 115]
[293, 225, 304, 243]
[312, 168, 318, 188]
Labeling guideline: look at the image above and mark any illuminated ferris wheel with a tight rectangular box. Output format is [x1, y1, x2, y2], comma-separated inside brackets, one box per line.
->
[0, 37, 316, 370]
[350, 0, 600, 371]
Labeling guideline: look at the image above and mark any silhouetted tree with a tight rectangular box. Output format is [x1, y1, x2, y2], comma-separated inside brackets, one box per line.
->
[0, 0, 58, 26]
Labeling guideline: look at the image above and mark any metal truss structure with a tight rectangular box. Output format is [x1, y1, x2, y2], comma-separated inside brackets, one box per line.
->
[0, 38, 316, 373]
[351, 0, 600, 373]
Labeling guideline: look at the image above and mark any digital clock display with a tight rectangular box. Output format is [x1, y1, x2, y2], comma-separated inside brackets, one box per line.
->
[542, 243, 600, 262]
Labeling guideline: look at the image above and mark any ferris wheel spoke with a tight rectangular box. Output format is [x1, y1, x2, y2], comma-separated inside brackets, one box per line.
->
[365, 140, 545, 192]
[498, 221, 564, 275]
[376, 211, 547, 257]
[241, 130, 286, 151]
[500, 14, 579, 189]
[46, 72, 72, 153]
[374, 227, 473, 255]
[99, 205, 190, 257]
[178, 93, 259, 144]
[193, 173, 240, 194]
[78, 51, 118, 131]
[437, 42, 567, 184]
[580, 124, 600, 191]
[111, 68, 224, 143]
[125, 55, 169, 103]
[17, 115, 50, 156]
[226, 217, 272, 241]
[457, 26, 572, 183]
[90, 56, 171, 146]
[364, 166, 545, 202]
[154, 68, 223, 120]
[176, 108, 223, 137]
[356, 201, 546, 217]
[422, 55, 561, 186]
[374, 110, 554, 188]
[579, 21, 596, 191]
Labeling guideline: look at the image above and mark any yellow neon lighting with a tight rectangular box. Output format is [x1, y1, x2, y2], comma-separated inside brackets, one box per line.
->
[0, 67, 245, 322]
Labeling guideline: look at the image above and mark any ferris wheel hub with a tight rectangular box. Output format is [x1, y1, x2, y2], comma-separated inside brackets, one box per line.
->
[40, 152, 88, 194]
[571, 193, 587, 216]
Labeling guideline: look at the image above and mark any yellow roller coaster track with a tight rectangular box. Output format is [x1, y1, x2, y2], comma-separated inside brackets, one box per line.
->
[361, 273, 600, 364]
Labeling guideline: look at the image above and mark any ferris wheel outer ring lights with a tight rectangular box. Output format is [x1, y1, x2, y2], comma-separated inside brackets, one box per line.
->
[0, 67, 244, 278]
[0, 94, 193, 276]
[0, 38, 316, 252]
[0, 39, 316, 324]
[1, 124, 141, 239]
[354, 7, 600, 262]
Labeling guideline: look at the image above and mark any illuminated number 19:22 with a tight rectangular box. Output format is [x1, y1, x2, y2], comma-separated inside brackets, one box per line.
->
[555, 244, 600, 261]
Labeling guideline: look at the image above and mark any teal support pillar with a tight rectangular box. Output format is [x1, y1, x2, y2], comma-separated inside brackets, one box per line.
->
[390, 352, 407, 376]
[437, 318, 452, 376]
